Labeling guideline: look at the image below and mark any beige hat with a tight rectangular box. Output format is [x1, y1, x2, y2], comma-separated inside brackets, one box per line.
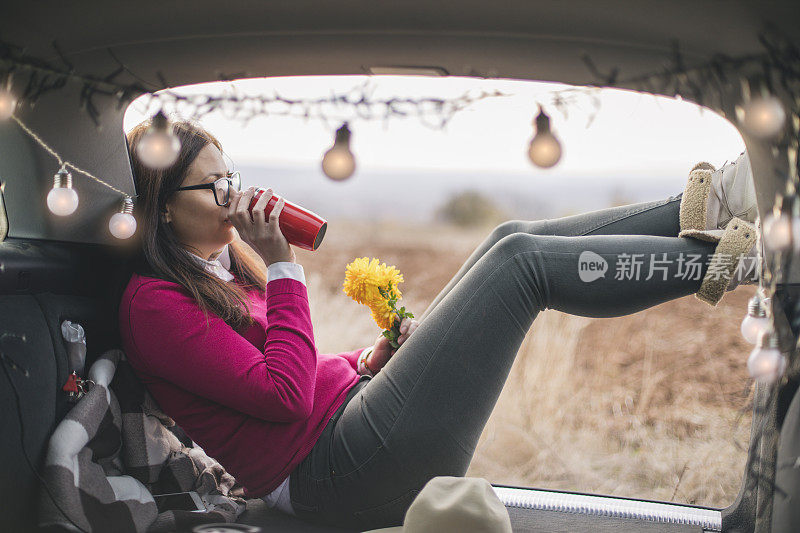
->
[361, 476, 512, 533]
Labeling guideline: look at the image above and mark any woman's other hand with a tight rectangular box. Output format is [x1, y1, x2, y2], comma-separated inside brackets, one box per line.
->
[368, 317, 420, 374]
[228, 186, 296, 266]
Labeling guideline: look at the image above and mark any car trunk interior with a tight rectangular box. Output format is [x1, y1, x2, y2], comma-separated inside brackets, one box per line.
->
[2, 2, 800, 532]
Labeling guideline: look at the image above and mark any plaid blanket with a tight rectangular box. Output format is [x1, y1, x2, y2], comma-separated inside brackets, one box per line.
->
[38, 348, 247, 532]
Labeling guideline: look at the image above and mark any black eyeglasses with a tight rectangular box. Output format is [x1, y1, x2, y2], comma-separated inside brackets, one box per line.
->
[171, 171, 242, 207]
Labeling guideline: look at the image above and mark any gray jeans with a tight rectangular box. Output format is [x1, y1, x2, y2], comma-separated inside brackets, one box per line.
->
[289, 192, 718, 531]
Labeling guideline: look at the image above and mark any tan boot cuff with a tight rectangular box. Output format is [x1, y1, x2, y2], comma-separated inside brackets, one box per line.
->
[679, 168, 714, 235]
[695, 217, 758, 307]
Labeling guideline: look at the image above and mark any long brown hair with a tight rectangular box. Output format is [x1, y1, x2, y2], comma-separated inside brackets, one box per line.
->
[124, 117, 267, 333]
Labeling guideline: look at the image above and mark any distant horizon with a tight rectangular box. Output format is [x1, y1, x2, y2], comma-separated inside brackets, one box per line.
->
[230, 161, 687, 224]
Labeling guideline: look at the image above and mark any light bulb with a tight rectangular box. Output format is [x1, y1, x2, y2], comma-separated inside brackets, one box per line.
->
[527, 106, 562, 168]
[109, 196, 137, 239]
[528, 133, 562, 168]
[136, 111, 180, 169]
[0, 88, 17, 120]
[740, 295, 769, 345]
[322, 123, 356, 181]
[46, 165, 79, 216]
[763, 210, 793, 251]
[741, 315, 770, 345]
[747, 330, 786, 384]
[740, 95, 786, 139]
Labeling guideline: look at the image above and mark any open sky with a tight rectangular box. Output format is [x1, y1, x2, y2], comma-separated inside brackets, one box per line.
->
[123, 75, 746, 183]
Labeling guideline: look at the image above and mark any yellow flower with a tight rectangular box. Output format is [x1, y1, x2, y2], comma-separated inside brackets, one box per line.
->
[370, 301, 397, 331]
[343, 257, 404, 303]
[343, 257, 405, 330]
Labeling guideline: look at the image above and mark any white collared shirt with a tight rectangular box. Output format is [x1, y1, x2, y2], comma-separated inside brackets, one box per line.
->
[188, 244, 306, 286]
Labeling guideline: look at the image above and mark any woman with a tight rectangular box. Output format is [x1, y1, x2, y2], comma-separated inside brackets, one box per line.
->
[118, 118, 758, 531]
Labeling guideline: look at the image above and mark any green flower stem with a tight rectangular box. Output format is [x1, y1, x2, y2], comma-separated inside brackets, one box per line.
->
[378, 283, 414, 349]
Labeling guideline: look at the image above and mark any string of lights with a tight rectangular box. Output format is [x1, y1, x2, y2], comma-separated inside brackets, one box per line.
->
[0, 39, 509, 129]
[133, 81, 510, 130]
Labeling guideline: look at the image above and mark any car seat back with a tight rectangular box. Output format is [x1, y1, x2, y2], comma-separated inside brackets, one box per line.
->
[0, 238, 128, 533]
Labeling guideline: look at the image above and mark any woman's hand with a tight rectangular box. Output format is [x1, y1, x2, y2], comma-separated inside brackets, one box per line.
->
[367, 317, 420, 374]
[228, 186, 296, 266]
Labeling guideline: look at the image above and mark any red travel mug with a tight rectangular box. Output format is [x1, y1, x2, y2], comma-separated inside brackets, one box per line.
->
[247, 188, 328, 251]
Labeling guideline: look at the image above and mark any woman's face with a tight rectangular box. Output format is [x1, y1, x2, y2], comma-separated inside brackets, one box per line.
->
[163, 143, 236, 260]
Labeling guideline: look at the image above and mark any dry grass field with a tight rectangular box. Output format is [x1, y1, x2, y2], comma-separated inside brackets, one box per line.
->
[292, 216, 756, 510]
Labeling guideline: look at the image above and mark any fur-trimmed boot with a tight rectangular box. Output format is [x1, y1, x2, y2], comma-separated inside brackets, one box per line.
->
[693, 217, 762, 307]
[678, 151, 758, 239]
[678, 152, 761, 306]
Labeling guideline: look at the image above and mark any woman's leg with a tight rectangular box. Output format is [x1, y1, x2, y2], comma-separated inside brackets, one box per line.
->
[292, 228, 715, 530]
[419, 193, 683, 321]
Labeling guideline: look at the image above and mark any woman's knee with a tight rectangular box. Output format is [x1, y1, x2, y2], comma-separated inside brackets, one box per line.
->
[490, 220, 525, 242]
[491, 219, 552, 244]
[482, 232, 548, 269]
[494, 231, 541, 253]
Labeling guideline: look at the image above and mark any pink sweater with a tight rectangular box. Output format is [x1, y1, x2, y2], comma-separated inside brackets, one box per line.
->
[118, 271, 364, 498]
